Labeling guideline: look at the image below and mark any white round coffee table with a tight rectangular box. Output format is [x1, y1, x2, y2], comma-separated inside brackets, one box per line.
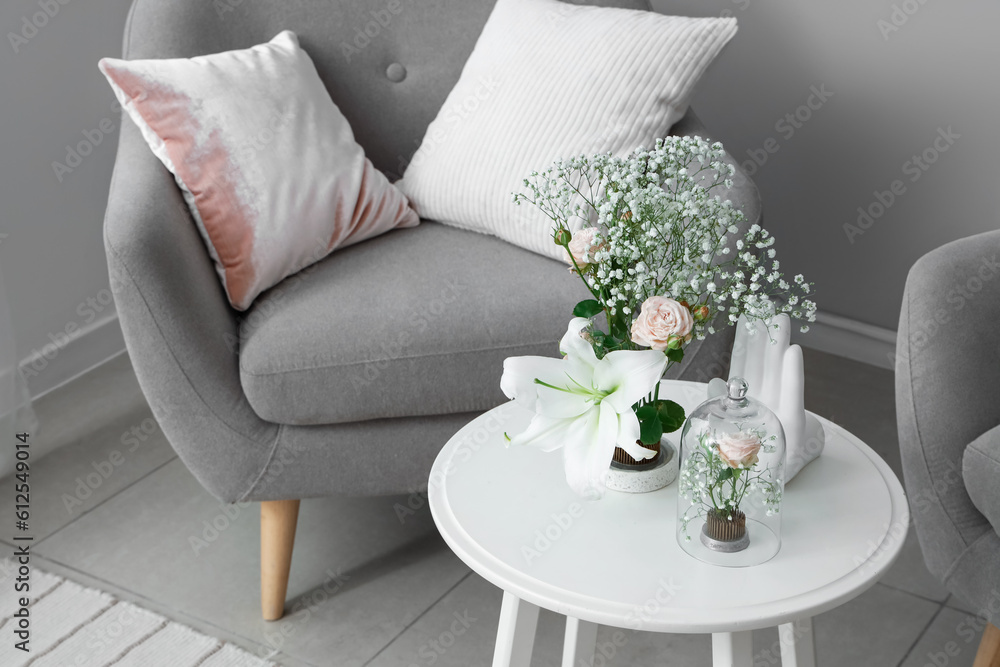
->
[428, 380, 908, 667]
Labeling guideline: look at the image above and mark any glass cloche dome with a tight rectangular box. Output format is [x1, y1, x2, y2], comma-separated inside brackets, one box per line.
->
[676, 377, 786, 567]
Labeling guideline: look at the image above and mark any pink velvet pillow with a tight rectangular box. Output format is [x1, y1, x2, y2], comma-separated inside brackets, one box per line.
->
[100, 31, 418, 310]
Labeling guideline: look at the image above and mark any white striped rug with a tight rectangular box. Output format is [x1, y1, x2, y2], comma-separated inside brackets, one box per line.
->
[0, 559, 279, 666]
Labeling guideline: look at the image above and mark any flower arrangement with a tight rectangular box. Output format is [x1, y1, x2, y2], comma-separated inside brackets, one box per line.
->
[501, 318, 671, 498]
[501, 135, 816, 498]
[677, 426, 782, 543]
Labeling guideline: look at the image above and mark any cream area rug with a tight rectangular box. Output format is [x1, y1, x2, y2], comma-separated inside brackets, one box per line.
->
[0, 561, 278, 666]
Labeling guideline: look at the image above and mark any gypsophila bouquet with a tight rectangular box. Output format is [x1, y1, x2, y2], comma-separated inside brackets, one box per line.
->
[500, 135, 816, 499]
[513, 135, 816, 362]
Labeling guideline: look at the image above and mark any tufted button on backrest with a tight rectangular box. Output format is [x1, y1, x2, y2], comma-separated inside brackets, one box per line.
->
[385, 62, 407, 83]
[121, 0, 651, 178]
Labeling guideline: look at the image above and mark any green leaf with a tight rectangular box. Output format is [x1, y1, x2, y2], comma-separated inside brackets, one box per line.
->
[666, 347, 684, 363]
[572, 299, 603, 319]
[635, 401, 663, 444]
[639, 414, 663, 445]
[717, 467, 735, 482]
[655, 399, 686, 434]
[635, 401, 658, 422]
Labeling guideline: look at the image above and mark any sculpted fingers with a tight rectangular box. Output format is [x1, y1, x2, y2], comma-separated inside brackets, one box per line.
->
[779, 343, 805, 416]
[758, 315, 792, 407]
[738, 317, 768, 396]
[728, 315, 751, 382]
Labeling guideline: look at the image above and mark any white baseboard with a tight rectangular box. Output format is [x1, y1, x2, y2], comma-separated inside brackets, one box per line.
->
[18, 313, 126, 399]
[791, 311, 897, 370]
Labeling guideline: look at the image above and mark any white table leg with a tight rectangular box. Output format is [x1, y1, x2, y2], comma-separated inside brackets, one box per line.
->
[712, 630, 753, 667]
[562, 616, 598, 667]
[492, 591, 540, 667]
[779, 617, 816, 667]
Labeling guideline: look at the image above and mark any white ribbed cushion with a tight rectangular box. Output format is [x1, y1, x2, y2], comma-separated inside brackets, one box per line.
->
[397, 0, 736, 260]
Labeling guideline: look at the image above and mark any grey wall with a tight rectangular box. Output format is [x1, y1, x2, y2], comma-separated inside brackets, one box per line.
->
[1, 0, 994, 386]
[653, 0, 998, 330]
[1, 0, 133, 391]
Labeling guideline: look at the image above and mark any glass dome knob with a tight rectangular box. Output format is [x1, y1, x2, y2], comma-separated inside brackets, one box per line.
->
[727, 377, 749, 402]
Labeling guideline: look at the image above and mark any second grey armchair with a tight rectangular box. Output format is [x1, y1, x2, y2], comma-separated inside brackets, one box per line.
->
[896, 229, 1000, 665]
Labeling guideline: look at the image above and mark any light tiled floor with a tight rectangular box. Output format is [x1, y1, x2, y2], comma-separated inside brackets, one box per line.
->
[9, 348, 988, 666]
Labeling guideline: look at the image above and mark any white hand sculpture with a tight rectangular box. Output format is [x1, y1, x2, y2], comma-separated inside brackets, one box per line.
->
[707, 314, 825, 482]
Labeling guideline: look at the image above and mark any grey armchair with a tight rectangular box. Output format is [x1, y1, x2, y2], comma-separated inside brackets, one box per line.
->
[104, 0, 761, 620]
[897, 229, 1000, 664]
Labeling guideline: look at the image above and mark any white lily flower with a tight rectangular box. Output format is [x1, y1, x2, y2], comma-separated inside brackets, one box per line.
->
[500, 318, 667, 499]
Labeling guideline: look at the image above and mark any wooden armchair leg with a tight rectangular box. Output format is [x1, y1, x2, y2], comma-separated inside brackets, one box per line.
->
[261, 499, 300, 621]
[974, 623, 1000, 667]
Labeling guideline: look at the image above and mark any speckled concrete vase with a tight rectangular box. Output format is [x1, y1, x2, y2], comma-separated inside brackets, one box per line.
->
[605, 438, 678, 493]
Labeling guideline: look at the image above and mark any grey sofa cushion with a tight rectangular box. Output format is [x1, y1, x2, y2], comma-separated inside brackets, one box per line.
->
[965, 426, 1000, 536]
[239, 222, 591, 425]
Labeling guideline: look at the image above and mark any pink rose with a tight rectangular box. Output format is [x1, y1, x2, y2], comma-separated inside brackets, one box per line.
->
[565, 227, 602, 268]
[630, 296, 694, 351]
[716, 431, 762, 469]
